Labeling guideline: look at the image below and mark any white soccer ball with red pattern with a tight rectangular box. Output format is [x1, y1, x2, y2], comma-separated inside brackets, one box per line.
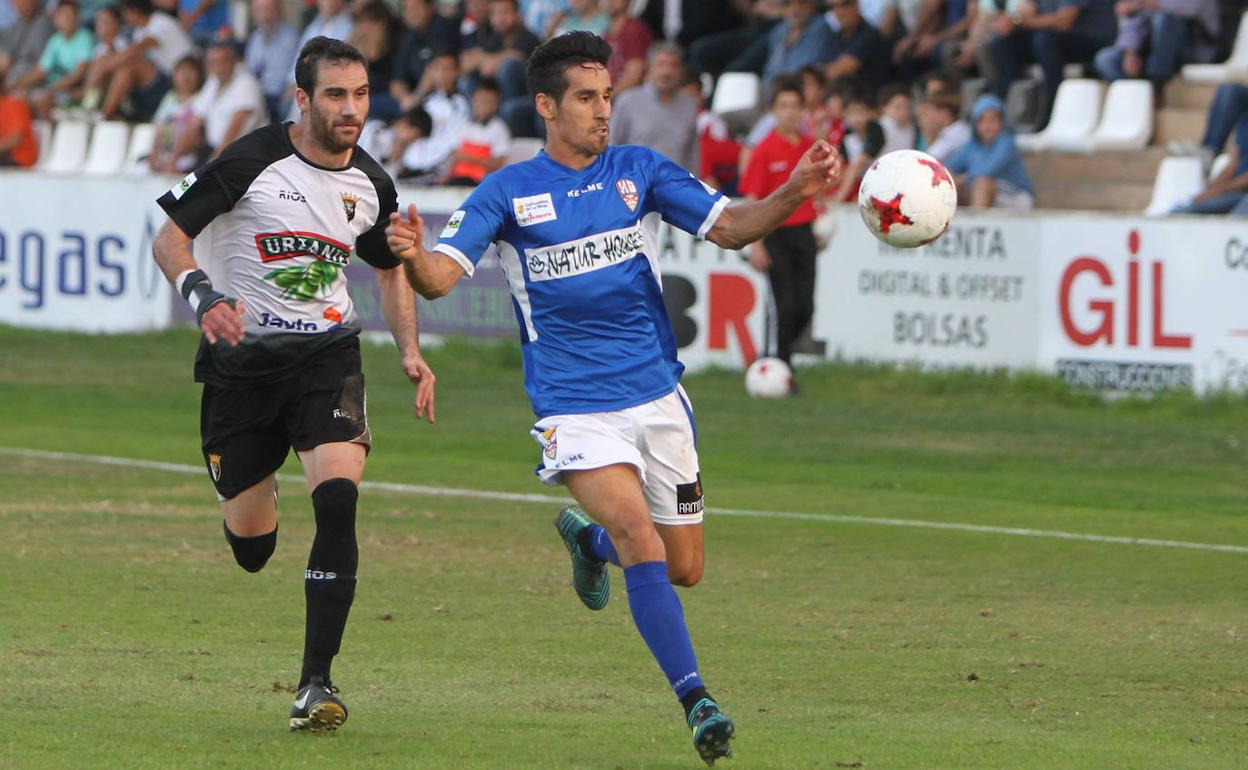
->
[744, 357, 792, 398]
[858, 149, 957, 249]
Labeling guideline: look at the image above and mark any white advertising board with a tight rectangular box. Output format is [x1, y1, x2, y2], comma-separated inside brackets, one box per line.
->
[0, 173, 172, 332]
[815, 208, 1043, 369]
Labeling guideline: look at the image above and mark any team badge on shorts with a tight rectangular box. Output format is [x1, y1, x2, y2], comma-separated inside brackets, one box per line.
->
[540, 427, 558, 460]
[616, 179, 639, 212]
[209, 453, 223, 483]
[340, 192, 359, 222]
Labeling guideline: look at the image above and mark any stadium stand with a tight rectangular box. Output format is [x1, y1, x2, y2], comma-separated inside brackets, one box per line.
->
[122, 122, 157, 171]
[1144, 155, 1204, 214]
[1182, 10, 1248, 83]
[1077, 79, 1154, 152]
[81, 120, 132, 175]
[38, 119, 90, 173]
[1016, 79, 1103, 153]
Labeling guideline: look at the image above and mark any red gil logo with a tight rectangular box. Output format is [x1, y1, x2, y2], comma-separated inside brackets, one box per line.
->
[616, 179, 639, 212]
[1059, 229, 1192, 349]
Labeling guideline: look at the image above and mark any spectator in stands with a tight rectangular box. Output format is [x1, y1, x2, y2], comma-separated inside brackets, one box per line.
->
[0, 0, 54, 90]
[988, 0, 1117, 127]
[0, 74, 37, 167]
[548, 0, 608, 38]
[741, 74, 820, 378]
[1093, 0, 1217, 86]
[758, 0, 835, 85]
[610, 41, 698, 172]
[1168, 84, 1248, 215]
[245, 0, 299, 124]
[391, 105, 442, 182]
[163, 41, 264, 170]
[603, 0, 653, 93]
[458, 0, 492, 50]
[444, 75, 510, 183]
[463, 0, 539, 100]
[421, 51, 471, 173]
[639, 0, 747, 49]
[830, 86, 883, 201]
[824, 0, 889, 95]
[679, 63, 742, 195]
[878, 82, 916, 152]
[351, 0, 402, 122]
[297, 0, 355, 48]
[916, 86, 970, 159]
[390, 0, 459, 113]
[146, 52, 205, 172]
[947, 93, 1034, 208]
[102, 0, 195, 120]
[894, 0, 975, 79]
[17, 1, 94, 119]
[520, 0, 568, 41]
[694, 0, 783, 79]
[179, 0, 230, 47]
[81, 6, 129, 113]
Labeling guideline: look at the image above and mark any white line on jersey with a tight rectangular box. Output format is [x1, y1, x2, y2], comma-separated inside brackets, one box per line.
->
[2, 446, 1246, 556]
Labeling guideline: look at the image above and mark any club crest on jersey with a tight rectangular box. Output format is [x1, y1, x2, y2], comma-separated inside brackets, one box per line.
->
[615, 179, 639, 212]
[341, 192, 360, 222]
[208, 453, 222, 482]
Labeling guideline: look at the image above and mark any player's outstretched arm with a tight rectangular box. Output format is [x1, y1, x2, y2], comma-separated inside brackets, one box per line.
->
[706, 140, 843, 250]
[387, 203, 467, 300]
[152, 218, 245, 346]
[374, 263, 437, 423]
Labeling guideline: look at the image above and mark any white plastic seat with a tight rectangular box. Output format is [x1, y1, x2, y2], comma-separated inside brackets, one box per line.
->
[1144, 156, 1204, 214]
[1182, 11, 1248, 82]
[505, 136, 543, 165]
[81, 120, 131, 175]
[32, 119, 52, 165]
[1074, 79, 1153, 151]
[122, 122, 157, 171]
[1015, 79, 1103, 152]
[38, 119, 91, 172]
[711, 71, 761, 116]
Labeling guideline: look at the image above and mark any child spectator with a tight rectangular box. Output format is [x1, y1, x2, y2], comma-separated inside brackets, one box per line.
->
[831, 88, 884, 202]
[146, 52, 205, 173]
[445, 75, 511, 184]
[18, 1, 94, 119]
[81, 6, 129, 113]
[946, 93, 1034, 209]
[679, 64, 741, 196]
[916, 87, 971, 162]
[877, 82, 915, 154]
[389, 105, 440, 182]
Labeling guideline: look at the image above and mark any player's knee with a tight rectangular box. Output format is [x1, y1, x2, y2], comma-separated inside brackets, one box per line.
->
[610, 520, 664, 560]
[223, 521, 277, 573]
[311, 477, 359, 532]
[668, 555, 704, 587]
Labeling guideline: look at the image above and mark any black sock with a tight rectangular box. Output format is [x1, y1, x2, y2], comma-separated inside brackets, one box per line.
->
[680, 686, 712, 722]
[300, 478, 359, 688]
[576, 524, 595, 556]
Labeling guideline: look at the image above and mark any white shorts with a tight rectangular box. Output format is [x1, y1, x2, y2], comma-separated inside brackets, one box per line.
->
[531, 386, 705, 526]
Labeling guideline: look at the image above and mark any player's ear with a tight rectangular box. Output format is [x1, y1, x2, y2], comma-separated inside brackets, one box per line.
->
[535, 93, 556, 121]
[294, 87, 310, 115]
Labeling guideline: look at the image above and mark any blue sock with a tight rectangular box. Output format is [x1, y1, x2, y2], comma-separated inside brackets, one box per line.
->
[624, 561, 704, 698]
[586, 524, 620, 566]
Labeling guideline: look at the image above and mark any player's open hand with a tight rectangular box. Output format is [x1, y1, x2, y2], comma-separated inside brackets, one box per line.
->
[402, 353, 437, 423]
[790, 140, 843, 199]
[201, 298, 245, 346]
[387, 203, 426, 261]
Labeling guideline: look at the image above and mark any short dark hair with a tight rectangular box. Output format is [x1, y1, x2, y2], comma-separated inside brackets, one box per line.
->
[398, 106, 433, 136]
[295, 36, 367, 94]
[923, 89, 961, 117]
[877, 82, 910, 108]
[119, 0, 153, 16]
[769, 74, 804, 107]
[526, 31, 612, 101]
[474, 76, 501, 94]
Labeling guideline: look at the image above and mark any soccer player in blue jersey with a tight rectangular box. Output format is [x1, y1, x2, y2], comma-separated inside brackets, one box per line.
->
[386, 31, 841, 765]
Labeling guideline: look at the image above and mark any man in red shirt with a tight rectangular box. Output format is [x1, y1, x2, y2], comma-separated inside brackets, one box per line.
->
[0, 78, 38, 167]
[740, 74, 818, 380]
[602, 0, 651, 92]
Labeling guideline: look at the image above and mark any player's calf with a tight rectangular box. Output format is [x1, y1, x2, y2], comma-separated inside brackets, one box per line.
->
[300, 477, 359, 689]
[223, 521, 277, 573]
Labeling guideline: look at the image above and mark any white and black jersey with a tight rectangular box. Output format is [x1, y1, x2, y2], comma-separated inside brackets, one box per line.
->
[157, 122, 399, 386]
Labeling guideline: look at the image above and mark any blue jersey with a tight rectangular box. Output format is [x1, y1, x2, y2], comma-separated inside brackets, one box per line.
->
[434, 145, 729, 418]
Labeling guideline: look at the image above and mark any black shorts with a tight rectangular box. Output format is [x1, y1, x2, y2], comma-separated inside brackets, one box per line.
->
[200, 343, 370, 500]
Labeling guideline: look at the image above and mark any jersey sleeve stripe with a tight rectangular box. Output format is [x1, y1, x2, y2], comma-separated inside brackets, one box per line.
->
[696, 195, 730, 241]
[432, 243, 476, 277]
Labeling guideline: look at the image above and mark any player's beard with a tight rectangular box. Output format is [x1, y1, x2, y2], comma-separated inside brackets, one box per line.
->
[309, 103, 361, 156]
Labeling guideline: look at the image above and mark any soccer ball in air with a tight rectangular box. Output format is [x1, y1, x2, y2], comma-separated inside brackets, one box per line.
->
[745, 357, 792, 398]
[858, 149, 957, 248]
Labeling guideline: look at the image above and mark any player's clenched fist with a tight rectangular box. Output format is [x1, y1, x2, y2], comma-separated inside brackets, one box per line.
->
[790, 140, 843, 198]
[386, 203, 426, 260]
[201, 298, 246, 346]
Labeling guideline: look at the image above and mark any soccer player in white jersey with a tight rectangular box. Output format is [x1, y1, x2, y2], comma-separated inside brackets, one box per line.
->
[151, 37, 436, 732]
[386, 32, 841, 764]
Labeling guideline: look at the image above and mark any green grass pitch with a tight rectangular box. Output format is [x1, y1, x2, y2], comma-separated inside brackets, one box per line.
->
[1, 325, 1246, 769]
